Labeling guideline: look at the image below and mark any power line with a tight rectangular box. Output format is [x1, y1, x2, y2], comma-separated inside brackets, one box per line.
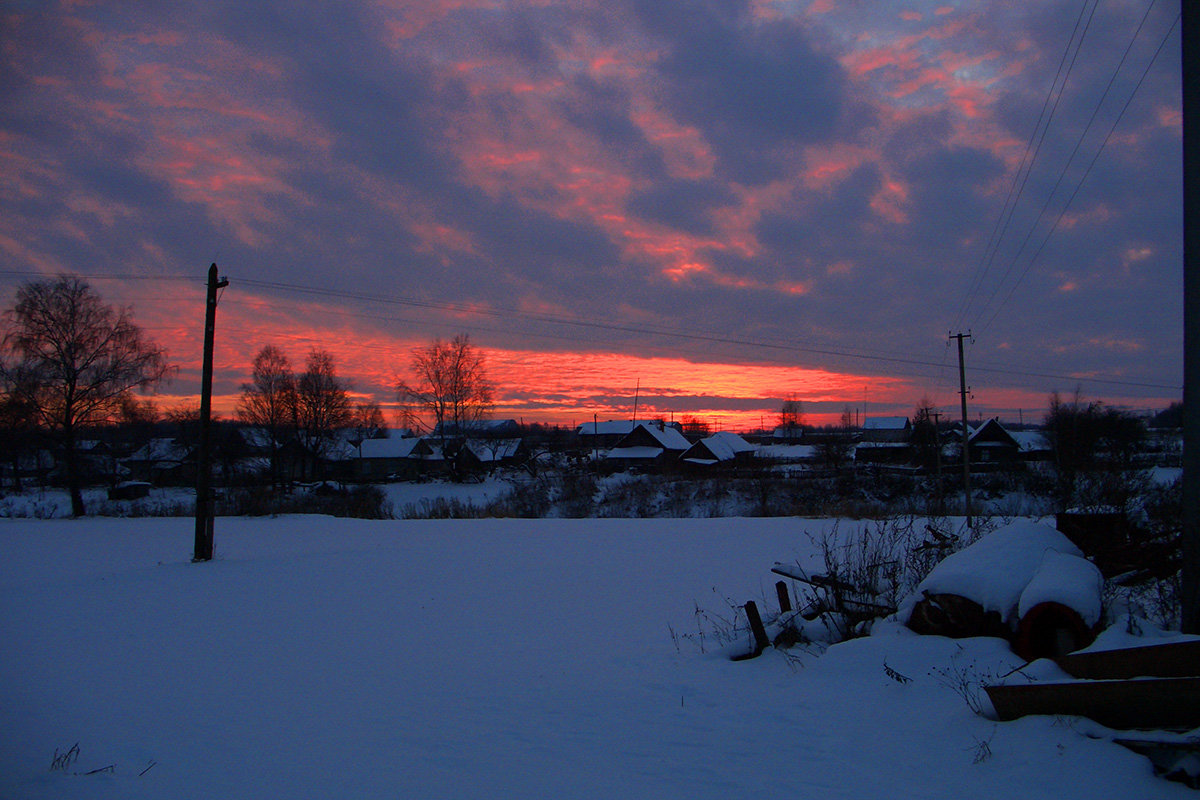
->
[0, 269, 1180, 393]
[971, 0, 1165, 334]
[978, 9, 1181, 335]
[954, 0, 1098, 332]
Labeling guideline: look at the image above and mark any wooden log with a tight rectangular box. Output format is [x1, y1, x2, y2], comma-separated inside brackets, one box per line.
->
[986, 677, 1200, 730]
[906, 591, 1008, 640]
[1014, 601, 1095, 661]
[1056, 640, 1200, 680]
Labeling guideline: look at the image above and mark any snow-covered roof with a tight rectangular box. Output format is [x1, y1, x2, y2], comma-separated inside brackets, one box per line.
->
[683, 437, 736, 463]
[127, 438, 190, 463]
[755, 444, 818, 461]
[1009, 430, 1049, 452]
[323, 439, 360, 461]
[862, 416, 909, 431]
[968, 418, 1018, 446]
[578, 420, 671, 436]
[708, 431, 755, 454]
[636, 423, 691, 451]
[239, 427, 280, 449]
[462, 438, 522, 462]
[359, 436, 423, 459]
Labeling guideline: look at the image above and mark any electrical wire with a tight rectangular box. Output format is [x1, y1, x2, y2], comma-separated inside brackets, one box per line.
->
[971, 0, 1163, 334]
[977, 9, 1180, 336]
[953, 0, 1098, 333]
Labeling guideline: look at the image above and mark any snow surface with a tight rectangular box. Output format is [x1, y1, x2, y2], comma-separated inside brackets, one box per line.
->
[1, 516, 1189, 799]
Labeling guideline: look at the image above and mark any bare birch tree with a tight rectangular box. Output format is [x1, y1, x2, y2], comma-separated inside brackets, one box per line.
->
[396, 334, 493, 439]
[295, 348, 352, 478]
[237, 345, 297, 486]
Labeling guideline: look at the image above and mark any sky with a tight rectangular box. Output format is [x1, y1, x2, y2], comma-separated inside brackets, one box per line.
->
[0, 0, 1185, 431]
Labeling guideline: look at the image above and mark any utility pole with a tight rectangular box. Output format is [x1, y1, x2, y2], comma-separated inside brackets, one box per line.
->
[1182, 0, 1199, 633]
[193, 263, 228, 562]
[950, 331, 973, 527]
[931, 410, 944, 514]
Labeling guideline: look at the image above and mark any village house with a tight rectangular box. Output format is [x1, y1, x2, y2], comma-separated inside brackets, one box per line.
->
[577, 420, 679, 451]
[860, 416, 911, 442]
[356, 434, 436, 481]
[967, 418, 1022, 468]
[455, 437, 526, 474]
[680, 431, 757, 468]
[605, 422, 692, 470]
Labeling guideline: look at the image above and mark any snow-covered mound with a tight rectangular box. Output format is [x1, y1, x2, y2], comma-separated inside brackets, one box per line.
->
[905, 520, 1085, 624]
[1019, 549, 1104, 627]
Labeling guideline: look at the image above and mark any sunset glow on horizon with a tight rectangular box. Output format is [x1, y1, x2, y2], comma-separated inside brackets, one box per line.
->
[0, 1, 1183, 430]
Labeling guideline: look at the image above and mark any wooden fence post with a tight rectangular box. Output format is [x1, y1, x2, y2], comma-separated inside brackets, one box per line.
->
[775, 581, 792, 613]
[745, 601, 770, 654]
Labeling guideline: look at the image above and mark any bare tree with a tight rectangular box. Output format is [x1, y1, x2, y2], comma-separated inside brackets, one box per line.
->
[351, 400, 386, 444]
[911, 395, 940, 472]
[0, 368, 40, 492]
[166, 404, 204, 449]
[237, 345, 297, 486]
[818, 406, 855, 472]
[396, 334, 493, 438]
[0, 276, 170, 515]
[779, 394, 805, 440]
[295, 348, 352, 478]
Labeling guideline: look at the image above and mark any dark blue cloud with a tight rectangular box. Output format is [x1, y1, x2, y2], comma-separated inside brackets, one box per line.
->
[627, 178, 736, 236]
[626, 1, 853, 183]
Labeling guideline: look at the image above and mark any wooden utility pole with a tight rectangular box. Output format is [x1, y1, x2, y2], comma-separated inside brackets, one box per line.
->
[950, 332, 973, 527]
[193, 263, 228, 562]
[1182, 1, 1199, 633]
[931, 410, 944, 513]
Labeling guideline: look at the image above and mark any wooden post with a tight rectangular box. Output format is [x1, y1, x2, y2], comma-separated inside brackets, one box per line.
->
[775, 581, 792, 613]
[744, 600, 770, 654]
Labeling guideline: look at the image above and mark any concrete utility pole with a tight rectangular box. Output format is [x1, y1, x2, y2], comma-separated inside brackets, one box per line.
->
[1182, 1, 1199, 633]
[193, 263, 229, 562]
[950, 331, 973, 528]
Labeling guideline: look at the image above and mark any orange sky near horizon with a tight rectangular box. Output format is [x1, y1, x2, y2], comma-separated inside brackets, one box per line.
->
[132, 291, 1127, 434]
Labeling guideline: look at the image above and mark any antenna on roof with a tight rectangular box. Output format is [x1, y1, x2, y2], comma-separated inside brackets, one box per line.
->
[632, 378, 640, 424]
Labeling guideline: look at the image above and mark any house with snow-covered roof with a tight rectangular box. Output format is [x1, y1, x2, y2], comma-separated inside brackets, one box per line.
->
[578, 419, 679, 449]
[356, 433, 437, 481]
[606, 422, 692, 469]
[680, 431, 756, 468]
[861, 416, 911, 442]
[967, 418, 1021, 466]
[455, 437, 526, 474]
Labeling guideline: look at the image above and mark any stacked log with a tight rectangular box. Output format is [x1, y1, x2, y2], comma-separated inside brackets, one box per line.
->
[904, 521, 1103, 659]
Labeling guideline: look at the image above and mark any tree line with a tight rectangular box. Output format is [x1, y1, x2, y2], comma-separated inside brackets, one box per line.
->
[0, 275, 499, 512]
[0, 273, 1176, 516]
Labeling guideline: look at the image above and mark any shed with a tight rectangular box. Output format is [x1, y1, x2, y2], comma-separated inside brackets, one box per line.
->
[861, 417, 911, 443]
[357, 434, 431, 481]
[681, 432, 756, 467]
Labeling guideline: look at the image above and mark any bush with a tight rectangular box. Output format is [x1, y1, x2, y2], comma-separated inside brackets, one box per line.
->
[217, 484, 394, 519]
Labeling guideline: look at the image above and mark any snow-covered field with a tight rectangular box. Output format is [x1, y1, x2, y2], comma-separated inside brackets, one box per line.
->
[1, 516, 1189, 799]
